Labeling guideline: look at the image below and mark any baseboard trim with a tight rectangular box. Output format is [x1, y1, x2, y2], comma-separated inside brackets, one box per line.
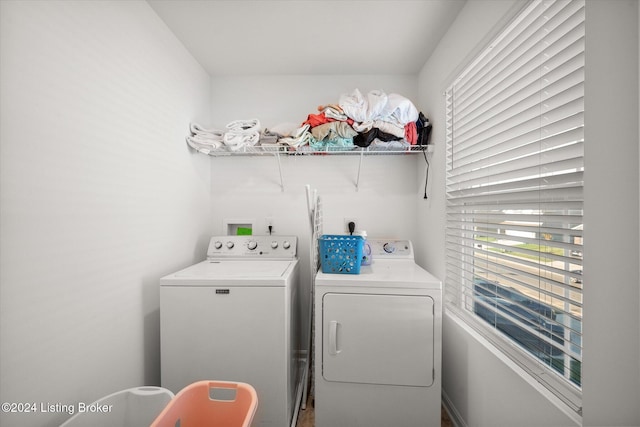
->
[442, 390, 467, 427]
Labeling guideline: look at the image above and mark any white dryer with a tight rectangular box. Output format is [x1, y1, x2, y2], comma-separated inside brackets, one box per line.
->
[160, 235, 304, 427]
[314, 239, 442, 427]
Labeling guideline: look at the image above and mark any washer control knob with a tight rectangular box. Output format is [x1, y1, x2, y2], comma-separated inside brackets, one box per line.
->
[271, 241, 279, 249]
[214, 241, 223, 249]
[383, 242, 396, 253]
[283, 240, 291, 250]
[247, 240, 258, 250]
[226, 241, 235, 249]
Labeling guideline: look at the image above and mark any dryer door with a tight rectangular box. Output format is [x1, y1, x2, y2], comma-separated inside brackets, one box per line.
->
[322, 293, 434, 387]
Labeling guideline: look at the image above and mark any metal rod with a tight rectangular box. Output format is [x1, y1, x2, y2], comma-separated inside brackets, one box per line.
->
[356, 148, 364, 191]
[276, 152, 284, 192]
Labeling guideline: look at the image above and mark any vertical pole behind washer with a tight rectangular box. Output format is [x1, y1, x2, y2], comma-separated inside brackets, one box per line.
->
[356, 148, 364, 191]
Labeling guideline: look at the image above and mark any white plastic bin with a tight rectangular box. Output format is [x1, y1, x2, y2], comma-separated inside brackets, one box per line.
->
[59, 386, 174, 427]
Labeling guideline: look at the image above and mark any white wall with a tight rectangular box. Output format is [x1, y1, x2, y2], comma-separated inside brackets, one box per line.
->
[0, 2, 212, 426]
[211, 74, 419, 127]
[418, 1, 640, 426]
[582, 1, 640, 426]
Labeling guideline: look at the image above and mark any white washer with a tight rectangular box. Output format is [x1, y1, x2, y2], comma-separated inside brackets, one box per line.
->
[314, 239, 442, 427]
[160, 235, 303, 427]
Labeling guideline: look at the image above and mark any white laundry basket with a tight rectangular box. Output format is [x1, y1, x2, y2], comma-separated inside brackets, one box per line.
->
[59, 386, 174, 427]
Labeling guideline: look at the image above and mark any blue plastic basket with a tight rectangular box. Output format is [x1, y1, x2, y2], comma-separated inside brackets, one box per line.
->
[319, 235, 364, 274]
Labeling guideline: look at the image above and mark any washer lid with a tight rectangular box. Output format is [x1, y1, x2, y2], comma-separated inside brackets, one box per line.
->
[161, 260, 296, 285]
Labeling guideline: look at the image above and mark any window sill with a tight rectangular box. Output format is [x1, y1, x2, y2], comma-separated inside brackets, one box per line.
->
[443, 306, 583, 426]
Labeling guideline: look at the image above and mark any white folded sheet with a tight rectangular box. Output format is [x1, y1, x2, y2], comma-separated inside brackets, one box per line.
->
[190, 122, 225, 138]
[338, 89, 419, 126]
[186, 135, 224, 154]
[223, 131, 260, 150]
[226, 118, 261, 133]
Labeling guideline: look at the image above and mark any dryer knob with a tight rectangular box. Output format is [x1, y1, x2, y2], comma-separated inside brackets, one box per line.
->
[214, 241, 223, 249]
[383, 242, 396, 253]
[271, 241, 279, 249]
[283, 241, 291, 250]
[247, 240, 258, 250]
[226, 241, 235, 249]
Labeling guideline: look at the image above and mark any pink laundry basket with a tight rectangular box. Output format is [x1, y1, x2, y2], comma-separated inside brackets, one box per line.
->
[150, 381, 258, 427]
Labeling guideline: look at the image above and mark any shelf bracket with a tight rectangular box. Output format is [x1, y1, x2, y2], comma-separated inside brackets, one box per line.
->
[275, 152, 284, 192]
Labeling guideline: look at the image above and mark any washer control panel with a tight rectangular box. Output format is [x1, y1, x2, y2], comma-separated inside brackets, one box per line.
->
[207, 235, 297, 259]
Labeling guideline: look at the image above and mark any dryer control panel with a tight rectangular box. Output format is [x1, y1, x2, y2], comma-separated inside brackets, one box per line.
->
[207, 235, 297, 259]
[367, 239, 414, 259]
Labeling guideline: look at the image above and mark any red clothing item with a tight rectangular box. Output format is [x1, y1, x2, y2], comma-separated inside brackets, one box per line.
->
[303, 112, 354, 128]
[303, 113, 334, 128]
[405, 121, 418, 145]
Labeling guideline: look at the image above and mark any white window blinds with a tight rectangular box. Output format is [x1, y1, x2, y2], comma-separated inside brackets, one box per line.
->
[445, 0, 584, 411]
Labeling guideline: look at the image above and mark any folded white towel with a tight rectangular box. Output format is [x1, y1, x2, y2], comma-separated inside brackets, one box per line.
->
[186, 135, 224, 154]
[190, 122, 225, 138]
[223, 131, 260, 148]
[189, 134, 224, 145]
[226, 118, 261, 133]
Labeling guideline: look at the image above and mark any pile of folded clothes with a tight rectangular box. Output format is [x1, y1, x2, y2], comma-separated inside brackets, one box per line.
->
[223, 119, 260, 150]
[186, 123, 225, 154]
[186, 119, 261, 153]
[186, 89, 431, 154]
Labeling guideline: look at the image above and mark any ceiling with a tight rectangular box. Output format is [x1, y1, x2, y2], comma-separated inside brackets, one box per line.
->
[147, 0, 467, 76]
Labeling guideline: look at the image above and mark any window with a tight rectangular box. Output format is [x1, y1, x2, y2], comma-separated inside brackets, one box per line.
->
[445, 0, 584, 412]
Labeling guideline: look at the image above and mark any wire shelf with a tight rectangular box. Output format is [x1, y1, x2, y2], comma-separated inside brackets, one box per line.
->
[196, 144, 431, 157]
